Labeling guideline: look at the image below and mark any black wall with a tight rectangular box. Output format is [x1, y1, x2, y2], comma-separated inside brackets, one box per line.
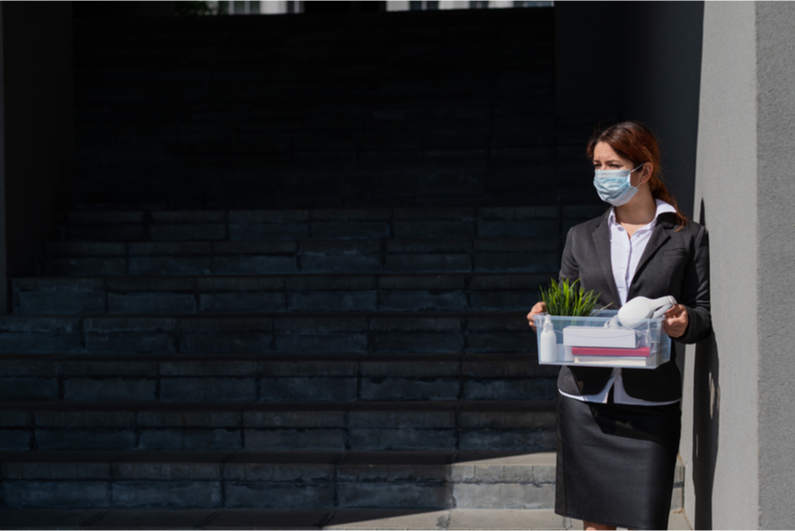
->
[555, 1, 704, 218]
[72, 1, 175, 18]
[622, 1, 704, 219]
[1, 1, 75, 309]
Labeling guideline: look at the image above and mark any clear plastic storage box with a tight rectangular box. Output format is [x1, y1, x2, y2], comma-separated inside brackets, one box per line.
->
[535, 310, 671, 369]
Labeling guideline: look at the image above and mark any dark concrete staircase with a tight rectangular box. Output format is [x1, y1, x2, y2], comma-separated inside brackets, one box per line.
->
[0, 206, 569, 521]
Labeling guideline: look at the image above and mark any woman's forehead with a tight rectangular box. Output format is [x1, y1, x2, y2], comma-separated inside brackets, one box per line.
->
[593, 142, 627, 161]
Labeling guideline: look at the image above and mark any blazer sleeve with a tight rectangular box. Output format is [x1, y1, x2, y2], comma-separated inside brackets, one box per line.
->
[559, 228, 579, 282]
[678, 224, 712, 344]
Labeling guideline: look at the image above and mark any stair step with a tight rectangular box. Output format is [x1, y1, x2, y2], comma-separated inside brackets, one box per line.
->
[0, 450, 556, 510]
[0, 352, 557, 403]
[69, 169, 596, 211]
[0, 312, 537, 355]
[0, 507, 694, 530]
[56, 207, 579, 242]
[37, 238, 560, 276]
[12, 273, 550, 315]
[0, 508, 582, 529]
[0, 449, 685, 518]
[0, 400, 556, 452]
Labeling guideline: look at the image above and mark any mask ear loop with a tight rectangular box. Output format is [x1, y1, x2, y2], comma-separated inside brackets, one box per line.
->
[630, 163, 650, 186]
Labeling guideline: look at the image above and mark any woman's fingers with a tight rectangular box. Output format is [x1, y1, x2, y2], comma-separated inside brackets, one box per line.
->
[527, 302, 547, 331]
[664, 304, 685, 318]
[527, 310, 541, 331]
[663, 304, 688, 338]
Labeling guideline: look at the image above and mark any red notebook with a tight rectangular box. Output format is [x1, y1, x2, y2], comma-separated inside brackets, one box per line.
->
[571, 346, 652, 357]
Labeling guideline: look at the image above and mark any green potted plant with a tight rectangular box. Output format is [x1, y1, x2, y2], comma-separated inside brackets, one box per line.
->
[539, 278, 604, 317]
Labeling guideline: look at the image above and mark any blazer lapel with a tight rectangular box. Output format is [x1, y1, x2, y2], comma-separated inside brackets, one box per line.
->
[591, 213, 621, 305]
[630, 218, 673, 287]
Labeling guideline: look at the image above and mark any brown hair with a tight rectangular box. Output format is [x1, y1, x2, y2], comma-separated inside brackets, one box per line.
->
[586, 121, 688, 229]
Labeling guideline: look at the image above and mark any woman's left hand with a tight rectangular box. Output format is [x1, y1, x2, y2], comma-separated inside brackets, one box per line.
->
[663, 304, 689, 338]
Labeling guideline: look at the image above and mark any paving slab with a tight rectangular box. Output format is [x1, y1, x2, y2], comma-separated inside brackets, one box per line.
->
[323, 509, 450, 529]
[446, 509, 574, 529]
[667, 510, 693, 530]
[204, 509, 328, 529]
[323, 509, 577, 530]
[84, 509, 216, 529]
[0, 509, 103, 529]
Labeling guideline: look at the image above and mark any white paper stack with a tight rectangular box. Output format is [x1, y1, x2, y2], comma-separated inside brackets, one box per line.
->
[562, 326, 638, 349]
[572, 355, 657, 368]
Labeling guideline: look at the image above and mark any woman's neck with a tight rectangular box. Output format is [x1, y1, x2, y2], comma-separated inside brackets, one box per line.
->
[614, 190, 657, 226]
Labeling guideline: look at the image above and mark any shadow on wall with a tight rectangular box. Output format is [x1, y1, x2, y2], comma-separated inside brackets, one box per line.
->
[692, 199, 720, 530]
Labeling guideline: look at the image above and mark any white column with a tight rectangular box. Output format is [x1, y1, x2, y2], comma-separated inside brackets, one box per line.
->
[260, 1, 288, 15]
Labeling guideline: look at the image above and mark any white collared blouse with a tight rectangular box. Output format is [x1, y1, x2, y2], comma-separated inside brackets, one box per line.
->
[558, 199, 680, 406]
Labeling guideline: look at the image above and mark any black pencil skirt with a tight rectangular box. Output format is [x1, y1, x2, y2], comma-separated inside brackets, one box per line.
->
[554, 394, 681, 530]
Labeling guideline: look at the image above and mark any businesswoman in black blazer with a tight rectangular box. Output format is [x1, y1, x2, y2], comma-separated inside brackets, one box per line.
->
[528, 121, 711, 530]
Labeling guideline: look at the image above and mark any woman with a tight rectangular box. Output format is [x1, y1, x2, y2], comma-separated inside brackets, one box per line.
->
[527, 121, 711, 530]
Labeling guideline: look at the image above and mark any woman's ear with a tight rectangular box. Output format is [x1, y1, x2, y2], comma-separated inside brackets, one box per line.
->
[638, 162, 653, 184]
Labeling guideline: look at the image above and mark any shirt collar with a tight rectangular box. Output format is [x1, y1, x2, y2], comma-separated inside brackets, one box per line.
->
[608, 199, 677, 229]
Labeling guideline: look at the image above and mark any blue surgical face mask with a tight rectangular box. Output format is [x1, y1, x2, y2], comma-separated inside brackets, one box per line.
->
[593, 164, 644, 206]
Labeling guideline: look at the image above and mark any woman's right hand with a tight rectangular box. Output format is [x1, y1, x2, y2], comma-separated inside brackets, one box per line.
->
[527, 302, 547, 332]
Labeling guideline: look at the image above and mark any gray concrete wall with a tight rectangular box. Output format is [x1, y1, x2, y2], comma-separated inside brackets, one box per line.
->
[755, 3, 795, 529]
[2, 2, 75, 287]
[684, 2, 759, 529]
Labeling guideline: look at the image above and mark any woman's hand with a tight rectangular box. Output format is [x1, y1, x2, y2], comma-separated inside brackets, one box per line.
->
[663, 304, 689, 338]
[527, 302, 547, 332]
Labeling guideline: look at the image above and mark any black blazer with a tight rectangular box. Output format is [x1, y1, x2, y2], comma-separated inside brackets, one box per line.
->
[557, 210, 711, 402]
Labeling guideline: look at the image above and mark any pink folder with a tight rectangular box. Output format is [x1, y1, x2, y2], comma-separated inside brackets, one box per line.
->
[571, 346, 652, 357]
